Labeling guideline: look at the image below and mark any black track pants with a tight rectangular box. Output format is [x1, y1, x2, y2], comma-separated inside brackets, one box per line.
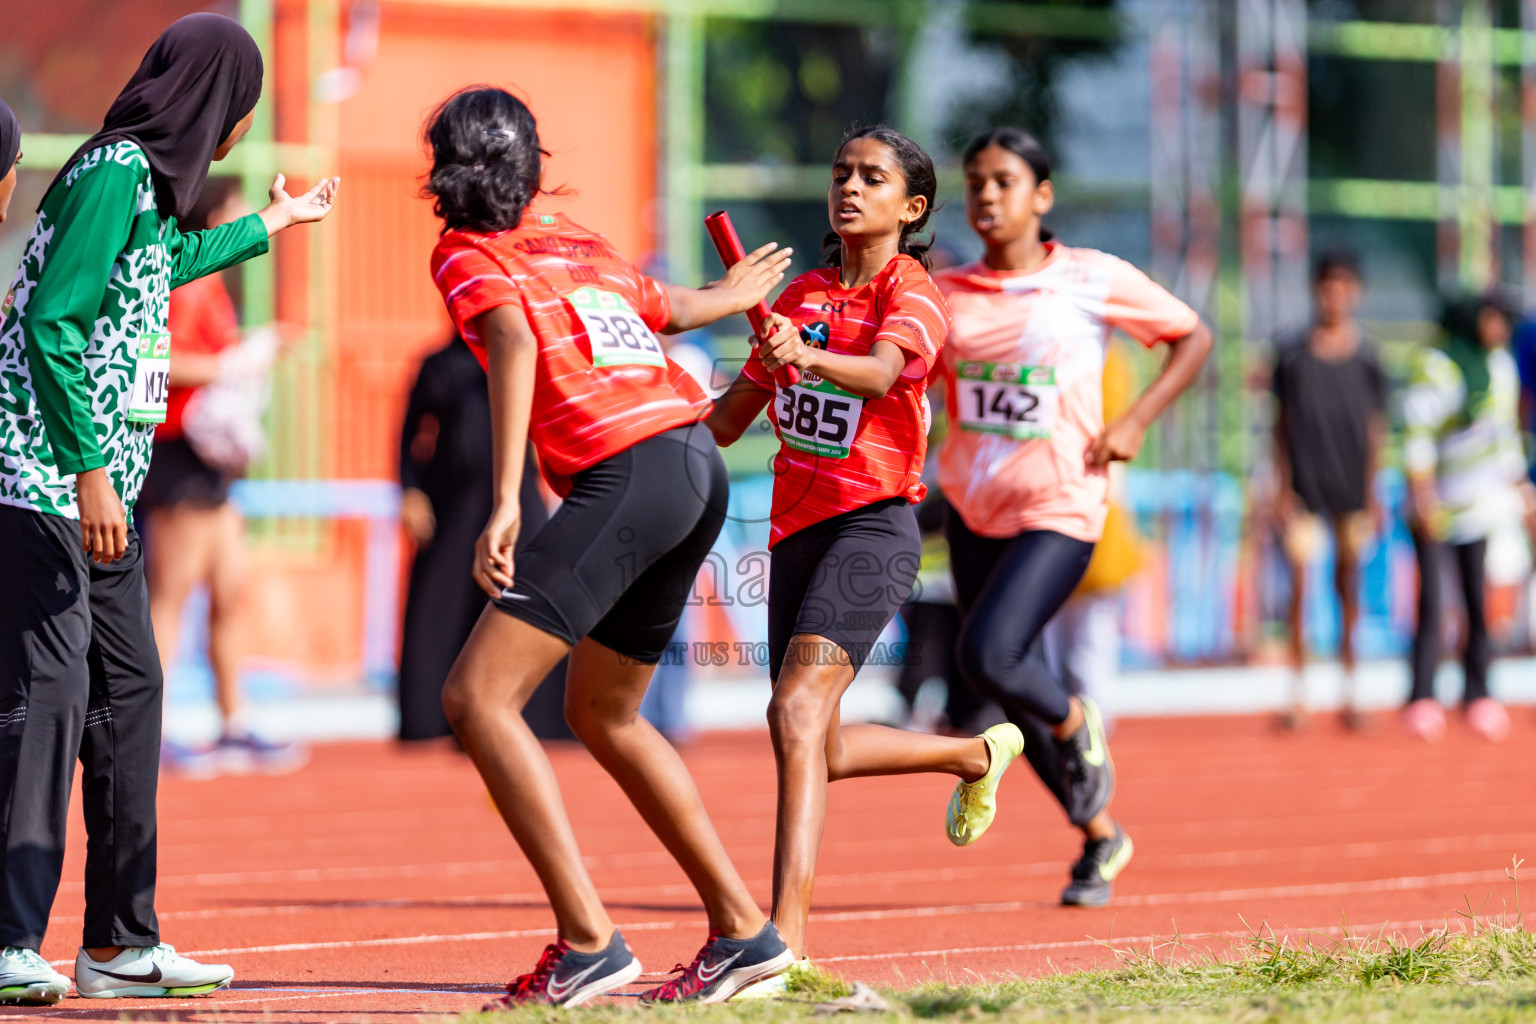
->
[0, 503, 162, 950]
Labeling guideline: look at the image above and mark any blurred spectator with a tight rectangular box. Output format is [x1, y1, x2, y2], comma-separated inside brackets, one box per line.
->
[397, 335, 494, 741]
[142, 178, 301, 774]
[396, 335, 570, 743]
[1401, 292, 1535, 743]
[1271, 249, 1385, 729]
[1043, 339, 1144, 729]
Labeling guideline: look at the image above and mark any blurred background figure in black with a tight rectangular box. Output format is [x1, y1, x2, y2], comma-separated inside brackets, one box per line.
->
[1270, 249, 1386, 731]
[397, 335, 569, 742]
[397, 334, 494, 742]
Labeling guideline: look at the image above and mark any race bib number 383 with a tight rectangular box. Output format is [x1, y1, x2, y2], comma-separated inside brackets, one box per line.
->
[126, 331, 172, 424]
[776, 375, 865, 459]
[955, 361, 1059, 440]
[568, 287, 667, 369]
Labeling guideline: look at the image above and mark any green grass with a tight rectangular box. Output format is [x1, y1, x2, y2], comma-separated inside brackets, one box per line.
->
[471, 864, 1536, 1023]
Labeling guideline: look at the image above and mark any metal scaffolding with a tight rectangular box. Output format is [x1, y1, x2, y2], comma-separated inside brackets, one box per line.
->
[15, 0, 1536, 483]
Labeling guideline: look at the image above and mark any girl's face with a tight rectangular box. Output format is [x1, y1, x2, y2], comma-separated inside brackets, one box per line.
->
[964, 145, 1053, 249]
[828, 137, 926, 243]
[1478, 306, 1512, 349]
[214, 109, 255, 161]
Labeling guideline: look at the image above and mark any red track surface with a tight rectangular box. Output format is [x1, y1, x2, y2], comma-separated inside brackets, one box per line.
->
[13, 712, 1536, 1021]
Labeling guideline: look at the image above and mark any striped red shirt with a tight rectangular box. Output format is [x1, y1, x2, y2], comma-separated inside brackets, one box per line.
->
[741, 255, 948, 545]
[430, 211, 709, 495]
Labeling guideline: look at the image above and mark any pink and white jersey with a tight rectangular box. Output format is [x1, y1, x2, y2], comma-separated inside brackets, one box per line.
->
[934, 243, 1198, 542]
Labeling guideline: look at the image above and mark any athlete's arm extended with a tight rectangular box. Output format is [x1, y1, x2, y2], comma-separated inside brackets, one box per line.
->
[705, 375, 772, 447]
[1089, 319, 1214, 465]
[661, 243, 792, 334]
[470, 303, 538, 597]
[756, 312, 906, 400]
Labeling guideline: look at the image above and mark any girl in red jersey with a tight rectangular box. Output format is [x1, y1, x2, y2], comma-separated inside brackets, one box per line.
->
[707, 125, 1027, 965]
[934, 129, 1212, 907]
[426, 87, 796, 1006]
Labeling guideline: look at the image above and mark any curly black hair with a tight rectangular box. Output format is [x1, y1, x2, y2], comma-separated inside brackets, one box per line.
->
[424, 86, 550, 233]
[822, 124, 938, 270]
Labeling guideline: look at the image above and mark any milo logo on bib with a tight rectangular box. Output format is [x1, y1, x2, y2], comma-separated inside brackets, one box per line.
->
[126, 331, 173, 425]
[775, 371, 865, 459]
[955, 361, 1060, 440]
[567, 286, 667, 369]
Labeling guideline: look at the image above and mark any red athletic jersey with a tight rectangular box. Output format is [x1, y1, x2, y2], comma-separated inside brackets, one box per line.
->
[741, 255, 948, 545]
[430, 211, 709, 495]
[159, 273, 239, 441]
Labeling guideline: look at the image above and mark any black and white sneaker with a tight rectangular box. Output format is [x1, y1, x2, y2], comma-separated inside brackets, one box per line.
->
[484, 930, 642, 1009]
[1060, 823, 1134, 907]
[640, 923, 794, 1005]
[0, 946, 70, 1004]
[1055, 696, 1115, 826]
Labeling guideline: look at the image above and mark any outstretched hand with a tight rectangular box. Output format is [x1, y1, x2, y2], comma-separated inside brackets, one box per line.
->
[258, 174, 340, 235]
[715, 242, 793, 313]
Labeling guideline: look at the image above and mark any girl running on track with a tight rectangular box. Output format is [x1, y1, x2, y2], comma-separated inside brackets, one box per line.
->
[426, 87, 796, 1007]
[706, 124, 1027, 965]
[0, 15, 336, 1004]
[934, 128, 1212, 907]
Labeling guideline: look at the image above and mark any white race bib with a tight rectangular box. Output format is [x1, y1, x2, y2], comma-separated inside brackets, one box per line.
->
[126, 331, 172, 425]
[568, 287, 667, 369]
[955, 361, 1059, 440]
[775, 374, 865, 459]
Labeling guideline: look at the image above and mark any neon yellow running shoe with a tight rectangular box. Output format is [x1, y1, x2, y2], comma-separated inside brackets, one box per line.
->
[945, 722, 1024, 846]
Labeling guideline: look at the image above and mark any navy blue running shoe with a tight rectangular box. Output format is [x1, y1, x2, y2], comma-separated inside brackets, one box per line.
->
[640, 923, 794, 1004]
[484, 930, 642, 1008]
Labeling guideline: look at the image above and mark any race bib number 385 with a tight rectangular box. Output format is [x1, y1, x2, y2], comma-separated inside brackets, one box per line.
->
[955, 361, 1059, 440]
[568, 287, 667, 369]
[126, 331, 172, 424]
[776, 375, 865, 459]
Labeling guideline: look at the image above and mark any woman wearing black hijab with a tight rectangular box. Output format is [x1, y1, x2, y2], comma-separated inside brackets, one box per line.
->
[0, 99, 20, 222]
[0, 14, 338, 1005]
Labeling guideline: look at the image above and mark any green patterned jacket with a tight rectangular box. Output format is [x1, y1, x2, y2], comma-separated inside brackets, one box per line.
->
[0, 141, 268, 520]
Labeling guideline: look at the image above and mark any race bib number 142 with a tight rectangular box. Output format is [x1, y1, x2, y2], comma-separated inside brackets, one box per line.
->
[568, 287, 667, 369]
[955, 361, 1059, 439]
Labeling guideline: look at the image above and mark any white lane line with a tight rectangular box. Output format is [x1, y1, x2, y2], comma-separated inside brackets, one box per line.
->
[44, 866, 1514, 967]
[48, 919, 683, 966]
[65, 828, 1534, 896]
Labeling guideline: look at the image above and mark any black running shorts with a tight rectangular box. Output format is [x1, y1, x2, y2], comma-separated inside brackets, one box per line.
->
[767, 497, 921, 680]
[494, 422, 727, 664]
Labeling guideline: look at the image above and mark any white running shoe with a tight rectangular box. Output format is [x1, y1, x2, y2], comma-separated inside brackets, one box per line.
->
[75, 943, 233, 998]
[0, 946, 70, 1004]
[730, 957, 811, 1000]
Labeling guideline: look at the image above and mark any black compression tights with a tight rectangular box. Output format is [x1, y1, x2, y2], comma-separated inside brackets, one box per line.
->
[944, 506, 1095, 727]
[1410, 530, 1489, 704]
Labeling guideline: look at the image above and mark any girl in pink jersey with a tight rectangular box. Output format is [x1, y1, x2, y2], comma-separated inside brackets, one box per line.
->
[934, 129, 1212, 907]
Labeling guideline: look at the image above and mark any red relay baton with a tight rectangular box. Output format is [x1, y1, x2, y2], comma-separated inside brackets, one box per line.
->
[704, 210, 800, 387]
